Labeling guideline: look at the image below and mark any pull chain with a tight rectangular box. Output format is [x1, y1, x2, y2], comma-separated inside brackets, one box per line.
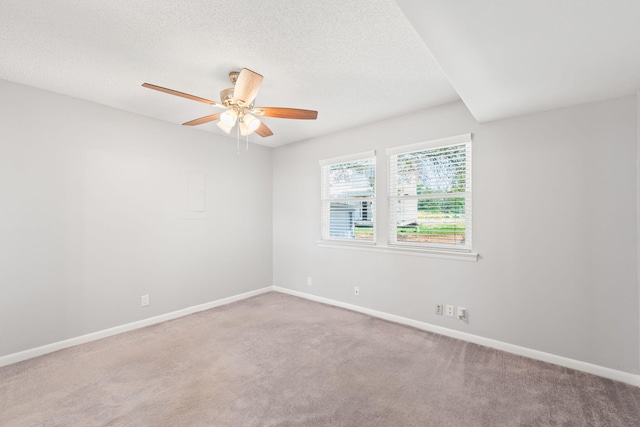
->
[236, 123, 240, 154]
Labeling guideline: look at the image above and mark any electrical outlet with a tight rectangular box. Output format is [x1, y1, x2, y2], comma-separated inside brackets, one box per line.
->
[307, 277, 312, 286]
[457, 307, 467, 320]
[141, 294, 149, 307]
[435, 304, 443, 315]
[445, 304, 454, 317]
[354, 286, 360, 296]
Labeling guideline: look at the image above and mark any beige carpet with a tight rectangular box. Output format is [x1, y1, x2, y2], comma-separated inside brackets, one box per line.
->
[1, 292, 639, 426]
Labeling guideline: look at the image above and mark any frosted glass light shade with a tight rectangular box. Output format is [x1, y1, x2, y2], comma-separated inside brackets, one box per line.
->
[220, 109, 238, 127]
[217, 120, 232, 134]
[239, 121, 250, 136]
[243, 114, 261, 132]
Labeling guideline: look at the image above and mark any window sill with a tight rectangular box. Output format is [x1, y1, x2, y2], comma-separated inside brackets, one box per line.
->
[317, 241, 479, 262]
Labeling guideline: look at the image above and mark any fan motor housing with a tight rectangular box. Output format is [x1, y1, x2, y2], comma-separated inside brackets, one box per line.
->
[220, 88, 234, 104]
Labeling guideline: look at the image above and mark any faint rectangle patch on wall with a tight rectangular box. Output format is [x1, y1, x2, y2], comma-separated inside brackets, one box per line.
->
[183, 171, 207, 219]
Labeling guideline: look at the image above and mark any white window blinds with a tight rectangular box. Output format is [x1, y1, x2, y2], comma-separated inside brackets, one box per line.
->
[320, 152, 376, 242]
[387, 134, 472, 250]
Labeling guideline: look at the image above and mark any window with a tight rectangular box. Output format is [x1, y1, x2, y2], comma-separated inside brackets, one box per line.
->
[320, 151, 376, 242]
[387, 134, 472, 251]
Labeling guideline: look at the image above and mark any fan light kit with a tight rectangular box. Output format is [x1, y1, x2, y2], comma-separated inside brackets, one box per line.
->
[142, 68, 318, 152]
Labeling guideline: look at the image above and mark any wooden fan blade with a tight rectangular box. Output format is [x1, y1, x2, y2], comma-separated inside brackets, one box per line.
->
[233, 68, 263, 105]
[182, 113, 221, 126]
[255, 107, 318, 120]
[142, 83, 220, 106]
[255, 121, 273, 138]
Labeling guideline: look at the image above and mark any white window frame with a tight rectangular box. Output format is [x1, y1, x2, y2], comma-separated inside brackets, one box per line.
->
[320, 151, 376, 244]
[386, 134, 472, 252]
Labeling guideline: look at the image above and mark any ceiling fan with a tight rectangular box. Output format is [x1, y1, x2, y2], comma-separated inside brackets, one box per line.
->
[142, 68, 318, 139]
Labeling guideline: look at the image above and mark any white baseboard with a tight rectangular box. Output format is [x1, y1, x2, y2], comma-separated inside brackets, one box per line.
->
[0, 286, 272, 368]
[4, 285, 638, 388]
[273, 286, 640, 387]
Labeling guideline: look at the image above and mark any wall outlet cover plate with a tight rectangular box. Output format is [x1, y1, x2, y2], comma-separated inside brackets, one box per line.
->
[445, 304, 454, 317]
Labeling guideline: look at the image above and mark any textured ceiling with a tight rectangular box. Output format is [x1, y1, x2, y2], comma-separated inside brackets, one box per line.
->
[0, 0, 460, 147]
[4, 1, 637, 144]
[397, 0, 640, 122]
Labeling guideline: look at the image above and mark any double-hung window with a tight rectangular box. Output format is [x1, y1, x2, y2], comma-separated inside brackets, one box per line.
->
[387, 134, 472, 251]
[320, 151, 376, 243]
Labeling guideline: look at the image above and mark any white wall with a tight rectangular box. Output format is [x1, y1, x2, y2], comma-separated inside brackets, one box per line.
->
[0, 79, 272, 357]
[3, 78, 637, 375]
[272, 96, 639, 373]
